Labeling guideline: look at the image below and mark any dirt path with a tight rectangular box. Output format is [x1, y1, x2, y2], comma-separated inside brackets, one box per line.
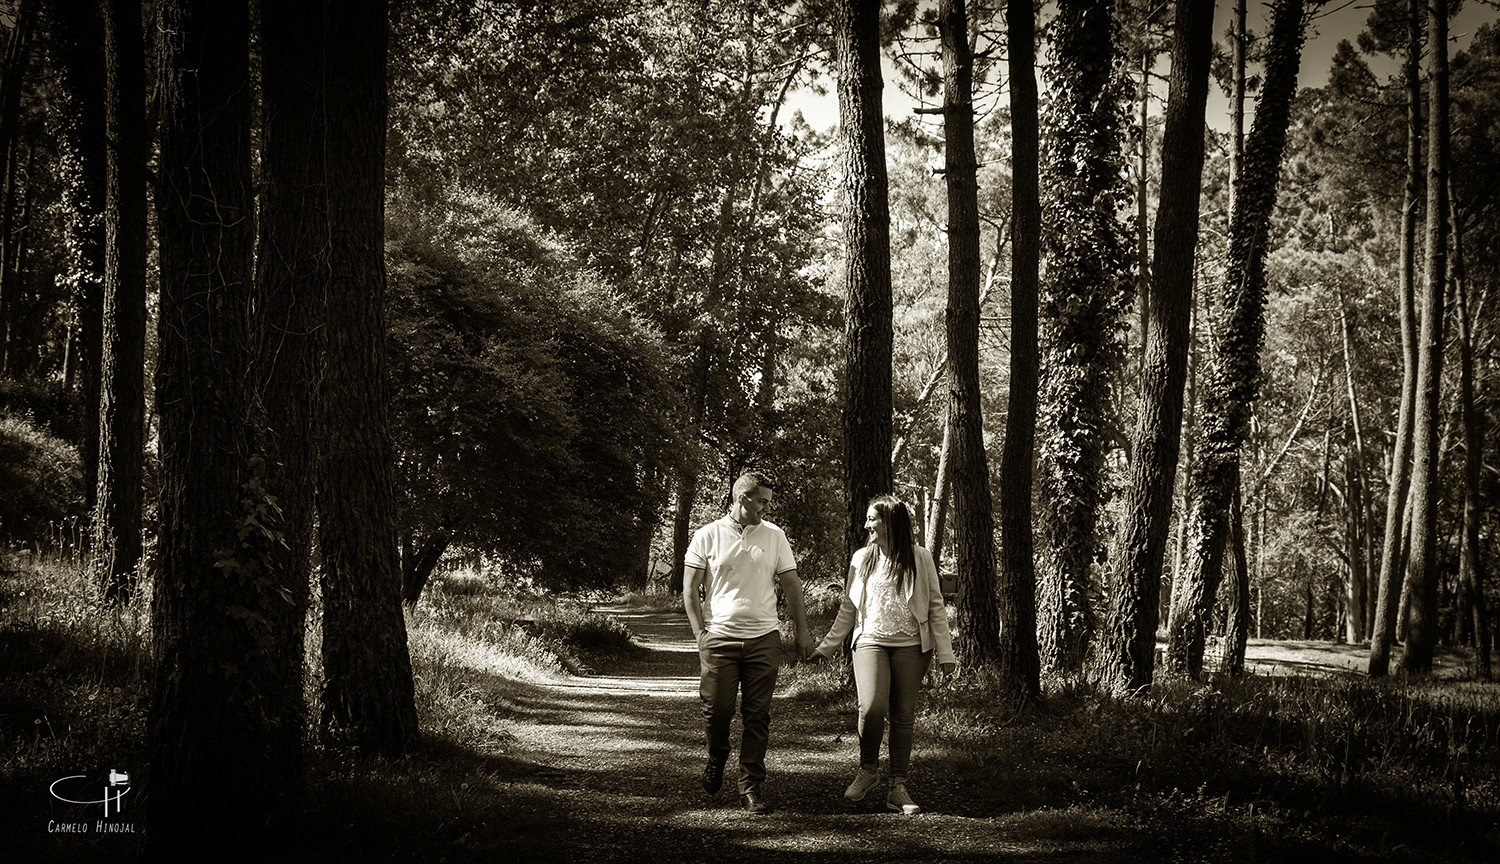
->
[469, 607, 1133, 864]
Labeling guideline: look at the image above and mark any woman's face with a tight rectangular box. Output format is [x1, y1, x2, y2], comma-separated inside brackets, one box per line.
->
[864, 506, 888, 547]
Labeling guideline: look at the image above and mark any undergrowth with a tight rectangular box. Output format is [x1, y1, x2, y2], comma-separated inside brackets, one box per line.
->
[909, 660, 1500, 862]
[6, 550, 1499, 862]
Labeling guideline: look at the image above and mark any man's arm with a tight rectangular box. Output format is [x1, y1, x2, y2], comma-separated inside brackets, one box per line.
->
[776, 569, 815, 658]
[683, 565, 707, 638]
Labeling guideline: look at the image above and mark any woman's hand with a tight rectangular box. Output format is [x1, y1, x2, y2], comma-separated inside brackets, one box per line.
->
[939, 662, 957, 684]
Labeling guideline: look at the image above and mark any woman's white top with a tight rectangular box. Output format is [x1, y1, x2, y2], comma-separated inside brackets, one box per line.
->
[859, 552, 921, 647]
[813, 543, 957, 666]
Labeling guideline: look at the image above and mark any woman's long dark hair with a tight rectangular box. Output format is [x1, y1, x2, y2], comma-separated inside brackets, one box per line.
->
[857, 494, 916, 592]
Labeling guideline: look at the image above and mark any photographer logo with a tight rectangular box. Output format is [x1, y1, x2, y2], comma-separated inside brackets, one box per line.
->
[47, 769, 136, 835]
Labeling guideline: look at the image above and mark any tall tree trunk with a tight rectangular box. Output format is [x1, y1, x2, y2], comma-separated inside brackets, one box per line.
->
[1036, 0, 1133, 676]
[927, 409, 953, 560]
[1451, 188, 1490, 678]
[995, 0, 1041, 701]
[938, 0, 1000, 668]
[1135, 38, 1149, 385]
[1170, 295, 1200, 616]
[1339, 292, 1369, 642]
[1229, 0, 1245, 213]
[1342, 451, 1367, 642]
[836, 0, 893, 562]
[1225, 476, 1251, 673]
[317, 0, 418, 755]
[1399, 0, 1449, 676]
[1369, 0, 1423, 678]
[1098, 0, 1212, 695]
[1166, 0, 1306, 679]
[94, 0, 148, 604]
[147, 1, 297, 858]
[254, 0, 329, 821]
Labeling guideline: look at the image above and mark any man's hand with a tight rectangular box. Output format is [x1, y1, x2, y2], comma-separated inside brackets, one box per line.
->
[795, 631, 815, 662]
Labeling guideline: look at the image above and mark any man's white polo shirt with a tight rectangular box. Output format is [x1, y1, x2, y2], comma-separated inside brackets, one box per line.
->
[687, 517, 797, 639]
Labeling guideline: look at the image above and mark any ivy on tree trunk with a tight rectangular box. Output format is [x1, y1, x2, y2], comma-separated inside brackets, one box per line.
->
[1167, 0, 1307, 680]
[1098, 0, 1213, 694]
[1036, 0, 1134, 676]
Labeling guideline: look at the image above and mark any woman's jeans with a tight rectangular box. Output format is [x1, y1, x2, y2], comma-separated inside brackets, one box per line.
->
[853, 642, 931, 784]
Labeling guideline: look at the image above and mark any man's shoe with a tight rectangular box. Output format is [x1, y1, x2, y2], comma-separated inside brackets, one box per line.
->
[886, 782, 920, 815]
[701, 759, 725, 794]
[843, 767, 881, 802]
[740, 788, 771, 814]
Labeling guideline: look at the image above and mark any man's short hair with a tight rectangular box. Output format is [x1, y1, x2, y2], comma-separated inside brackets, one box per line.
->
[733, 471, 773, 498]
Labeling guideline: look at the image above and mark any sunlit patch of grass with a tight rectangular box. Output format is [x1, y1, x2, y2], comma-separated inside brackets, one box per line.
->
[618, 586, 684, 612]
[775, 653, 853, 703]
[407, 622, 552, 753]
[0, 554, 152, 773]
[415, 566, 635, 675]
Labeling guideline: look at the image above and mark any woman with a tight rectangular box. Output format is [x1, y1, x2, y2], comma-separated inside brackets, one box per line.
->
[811, 494, 956, 815]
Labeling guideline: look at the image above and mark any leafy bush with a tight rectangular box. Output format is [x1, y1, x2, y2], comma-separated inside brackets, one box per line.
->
[0, 412, 84, 544]
[0, 378, 81, 442]
[386, 187, 682, 594]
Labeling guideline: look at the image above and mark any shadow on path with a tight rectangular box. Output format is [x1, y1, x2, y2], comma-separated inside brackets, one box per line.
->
[456, 606, 1138, 864]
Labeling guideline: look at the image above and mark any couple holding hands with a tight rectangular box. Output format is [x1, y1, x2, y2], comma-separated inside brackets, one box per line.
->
[683, 471, 957, 817]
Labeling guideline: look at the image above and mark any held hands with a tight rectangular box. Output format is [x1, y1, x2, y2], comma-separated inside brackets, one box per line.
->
[795, 631, 817, 663]
[938, 662, 957, 686]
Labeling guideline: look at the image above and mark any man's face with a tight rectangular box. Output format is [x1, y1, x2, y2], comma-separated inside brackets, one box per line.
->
[740, 485, 773, 525]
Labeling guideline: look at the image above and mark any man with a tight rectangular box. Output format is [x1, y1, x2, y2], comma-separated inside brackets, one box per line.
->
[684, 471, 814, 814]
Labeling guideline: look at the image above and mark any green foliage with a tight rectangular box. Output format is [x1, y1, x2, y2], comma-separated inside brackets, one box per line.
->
[0, 410, 83, 544]
[386, 187, 681, 590]
[388, 0, 837, 593]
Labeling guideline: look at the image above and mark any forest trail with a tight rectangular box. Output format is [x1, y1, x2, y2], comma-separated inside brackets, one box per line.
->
[474, 606, 1136, 864]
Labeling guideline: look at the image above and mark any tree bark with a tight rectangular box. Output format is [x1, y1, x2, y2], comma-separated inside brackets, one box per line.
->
[995, 0, 1041, 701]
[1398, 0, 1449, 676]
[1038, 0, 1128, 675]
[928, 408, 953, 560]
[937, 0, 1000, 669]
[147, 1, 298, 858]
[1166, 0, 1306, 679]
[1099, 0, 1213, 694]
[1338, 292, 1369, 642]
[317, 0, 419, 756]
[1226, 478, 1250, 674]
[1036, 0, 1132, 676]
[1369, 0, 1423, 678]
[253, 0, 328, 819]
[402, 528, 453, 606]
[836, 0, 893, 563]
[1451, 187, 1490, 678]
[93, 0, 148, 604]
